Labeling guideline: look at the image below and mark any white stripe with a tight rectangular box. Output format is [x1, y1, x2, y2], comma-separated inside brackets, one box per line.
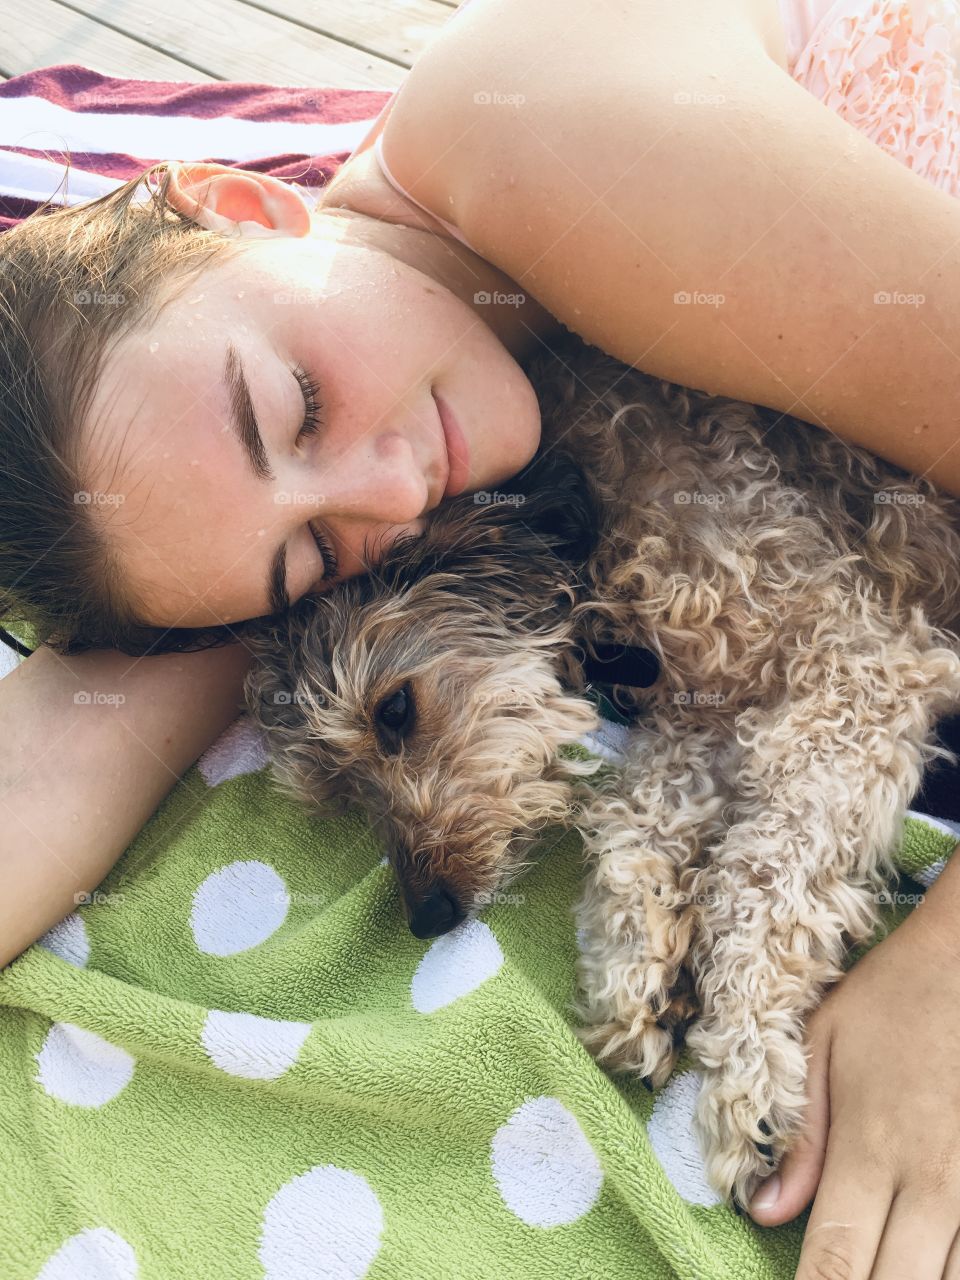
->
[906, 808, 960, 840]
[0, 147, 121, 205]
[909, 858, 946, 888]
[0, 95, 377, 164]
[0, 146, 326, 210]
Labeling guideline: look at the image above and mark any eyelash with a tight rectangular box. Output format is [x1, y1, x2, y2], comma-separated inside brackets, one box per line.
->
[293, 364, 338, 582]
[294, 364, 325, 442]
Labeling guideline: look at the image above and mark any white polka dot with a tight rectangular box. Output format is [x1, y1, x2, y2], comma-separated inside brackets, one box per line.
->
[190, 860, 288, 956]
[37, 913, 90, 968]
[646, 1070, 722, 1206]
[201, 1009, 312, 1080]
[491, 1096, 603, 1226]
[35, 1023, 135, 1107]
[578, 717, 632, 764]
[259, 1165, 384, 1280]
[198, 715, 269, 786]
[37, 1227, 138, 1279]
[410, 919, 504, 1013]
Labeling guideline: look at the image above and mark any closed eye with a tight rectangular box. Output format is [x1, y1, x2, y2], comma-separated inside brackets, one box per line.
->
[309, 520, 339, 583]
[293, 364, 325, 442]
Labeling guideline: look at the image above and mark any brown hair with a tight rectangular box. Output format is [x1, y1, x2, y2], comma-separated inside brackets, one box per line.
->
[0, 159, 260, 657]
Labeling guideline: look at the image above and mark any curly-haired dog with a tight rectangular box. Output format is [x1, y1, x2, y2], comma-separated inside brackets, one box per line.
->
[243, 335, 960, 1205]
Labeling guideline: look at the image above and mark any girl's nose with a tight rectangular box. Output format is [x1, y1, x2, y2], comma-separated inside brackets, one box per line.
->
[297, 432, 432, 526]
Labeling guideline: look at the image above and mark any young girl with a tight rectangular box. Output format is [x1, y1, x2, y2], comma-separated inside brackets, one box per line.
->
[2, 0, 960, 1271]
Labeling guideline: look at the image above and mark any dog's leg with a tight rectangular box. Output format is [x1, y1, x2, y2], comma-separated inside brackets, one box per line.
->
[573, 712, 730, 1087]
[686, 630, 960, 1207]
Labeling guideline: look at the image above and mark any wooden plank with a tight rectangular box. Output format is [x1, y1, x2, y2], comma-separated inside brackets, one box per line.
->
[54, 0, 408, 88]
[238, 0, 453, 69]
[0, 0, 216, 81]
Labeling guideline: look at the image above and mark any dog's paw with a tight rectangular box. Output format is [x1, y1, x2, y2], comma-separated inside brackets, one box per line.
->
[575, 969, 698, 1087]
[692, 1067, 802, 1206]
[575, 1015, 679, 1088]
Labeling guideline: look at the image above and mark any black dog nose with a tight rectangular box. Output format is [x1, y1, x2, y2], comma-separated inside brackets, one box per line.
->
[408, 888, 463, 939]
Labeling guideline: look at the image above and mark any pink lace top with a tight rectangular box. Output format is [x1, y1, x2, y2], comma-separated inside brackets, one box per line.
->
[357, 0, 960, 253]
[783, 0, 960, 197]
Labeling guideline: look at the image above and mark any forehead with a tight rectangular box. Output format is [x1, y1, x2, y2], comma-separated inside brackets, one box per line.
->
[77, 257, 279, 626]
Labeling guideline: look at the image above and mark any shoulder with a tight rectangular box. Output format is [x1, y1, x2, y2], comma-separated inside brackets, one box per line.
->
[373, 0, 789, 238]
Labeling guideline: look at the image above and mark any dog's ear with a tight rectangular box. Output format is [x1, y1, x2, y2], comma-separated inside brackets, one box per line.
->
[240, 598, 331, 734]
[374, 447, 600, 594]
[498, 448, 601, 565]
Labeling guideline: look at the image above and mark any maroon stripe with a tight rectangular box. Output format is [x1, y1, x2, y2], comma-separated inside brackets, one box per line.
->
[0, 63, 391, 125]
[3, 145, 355, 186]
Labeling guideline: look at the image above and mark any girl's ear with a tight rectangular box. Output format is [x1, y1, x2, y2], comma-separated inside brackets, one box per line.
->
[158, 161, 313, 239]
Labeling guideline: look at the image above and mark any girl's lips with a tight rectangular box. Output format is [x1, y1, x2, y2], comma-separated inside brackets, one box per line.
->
[434, 391, 470, 498]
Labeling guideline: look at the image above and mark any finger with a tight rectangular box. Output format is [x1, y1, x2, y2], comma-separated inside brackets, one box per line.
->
[749, 1019, 832, 1225]
[872, 1188, 958, 1280]
[793, 1134, 893, 1280]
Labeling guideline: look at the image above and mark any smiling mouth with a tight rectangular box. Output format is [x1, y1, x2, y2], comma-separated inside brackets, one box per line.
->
[433, 390, 470, 499]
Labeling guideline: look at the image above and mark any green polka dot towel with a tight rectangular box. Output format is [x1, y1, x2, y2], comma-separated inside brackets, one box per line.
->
[0, 710, 956, 1280]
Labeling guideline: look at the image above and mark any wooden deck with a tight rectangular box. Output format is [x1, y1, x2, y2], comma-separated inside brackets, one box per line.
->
[0, 0, 459, 86]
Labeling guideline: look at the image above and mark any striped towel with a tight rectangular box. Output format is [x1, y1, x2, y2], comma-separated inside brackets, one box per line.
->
[0, 62, 390, 230]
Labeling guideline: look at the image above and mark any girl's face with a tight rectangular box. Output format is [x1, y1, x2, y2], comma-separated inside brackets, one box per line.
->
[81, 213, 545, 628]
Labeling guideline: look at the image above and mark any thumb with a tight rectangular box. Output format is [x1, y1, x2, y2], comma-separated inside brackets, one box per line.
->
[748, 1021, 832, 1225]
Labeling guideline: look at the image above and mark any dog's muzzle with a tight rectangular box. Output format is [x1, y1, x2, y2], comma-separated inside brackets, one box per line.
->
[407, 887, 464, 940]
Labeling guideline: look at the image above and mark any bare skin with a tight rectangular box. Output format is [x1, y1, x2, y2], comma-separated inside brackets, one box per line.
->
[18, 3, 960, 1270]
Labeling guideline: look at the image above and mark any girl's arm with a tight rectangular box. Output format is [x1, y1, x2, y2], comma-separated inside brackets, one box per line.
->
[0, 640, 254, 969]
[391, 0, 960, 492]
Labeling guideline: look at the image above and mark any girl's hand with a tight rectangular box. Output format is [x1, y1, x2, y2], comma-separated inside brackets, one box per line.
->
[748, 842, 960, 1278]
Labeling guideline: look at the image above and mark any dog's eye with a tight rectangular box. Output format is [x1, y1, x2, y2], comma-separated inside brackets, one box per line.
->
[375, 684, 414, 736]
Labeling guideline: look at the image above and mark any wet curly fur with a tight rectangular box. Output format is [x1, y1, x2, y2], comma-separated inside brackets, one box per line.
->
[243, 333, 960, 1205]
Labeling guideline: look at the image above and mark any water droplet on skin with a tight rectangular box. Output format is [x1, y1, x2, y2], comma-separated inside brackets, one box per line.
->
[236, 290, 245, 299]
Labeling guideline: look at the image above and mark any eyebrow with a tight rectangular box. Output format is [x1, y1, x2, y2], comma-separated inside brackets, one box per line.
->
[222, 343, 291, 616]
